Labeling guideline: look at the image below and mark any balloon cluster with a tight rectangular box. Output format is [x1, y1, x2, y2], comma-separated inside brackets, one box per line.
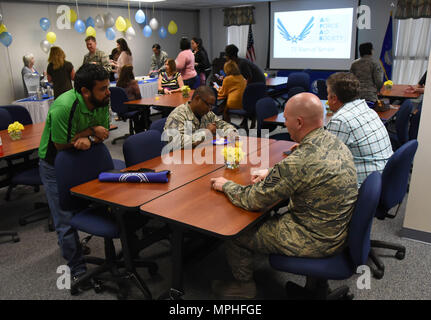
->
[0, 13, 13, 47]
[39, 17, 55, 53]
[134, 9, 177, 39]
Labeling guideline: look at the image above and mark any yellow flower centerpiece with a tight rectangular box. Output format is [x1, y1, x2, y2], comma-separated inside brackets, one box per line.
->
[384, 80, 393, 91]
[221, 140, 245, 170]
[181, 85, 191, 98]
[8, 121, 25, 140]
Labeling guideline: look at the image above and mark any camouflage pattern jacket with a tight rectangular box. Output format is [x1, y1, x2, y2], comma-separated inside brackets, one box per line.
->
[164, 102, 237, 149]
[223, 128, 358, 257]
[350, 55, 384, 102]
[83, 49, 112, 73]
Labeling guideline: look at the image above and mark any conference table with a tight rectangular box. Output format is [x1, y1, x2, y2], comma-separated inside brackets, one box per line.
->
[125, 90, 195, 109]
[70, 136, 292, 298]
[379, 84, 421, 100]
[266, 76, 288, 88]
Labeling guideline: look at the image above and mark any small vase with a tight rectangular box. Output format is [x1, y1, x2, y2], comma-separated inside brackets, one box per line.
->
[385, 85, 392, 91]
[9, 131, 22, 141]
[182, 92, 189, 98]
[225, 161, 240, 170]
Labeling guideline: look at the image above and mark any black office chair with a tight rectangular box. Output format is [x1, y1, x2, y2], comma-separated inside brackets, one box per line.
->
[280, 72, 310, 104]
[369, 140, 418, 279]
[255, 97, 291, 140]
[389, 99, 413, 150]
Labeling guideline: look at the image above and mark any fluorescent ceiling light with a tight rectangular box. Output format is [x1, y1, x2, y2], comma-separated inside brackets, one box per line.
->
[128, 0, 167, 2]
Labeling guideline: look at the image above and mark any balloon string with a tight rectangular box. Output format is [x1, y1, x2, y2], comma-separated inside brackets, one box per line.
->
[75, 0, 79, 19]
[128, 1, 130, 21]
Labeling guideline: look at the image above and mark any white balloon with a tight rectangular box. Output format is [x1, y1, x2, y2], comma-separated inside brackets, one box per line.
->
[149, 18, 159, 30]
[40, 40, 51, 54]
[125, 26, 136, 41]
[0, 14, 3, 25]
[104, 12, 115, 28]
[95, 14, 104, 29]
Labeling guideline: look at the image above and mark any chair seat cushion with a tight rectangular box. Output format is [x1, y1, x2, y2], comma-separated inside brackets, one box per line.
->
[123, 110, 140, 119]
[270, 132, 292, 141]
[113, 159, 126, 170]
[69, 207, 120, 239]
[228, 109, 248, 116]
[269, 250, 355, 280]
[11, 167, 42, 186]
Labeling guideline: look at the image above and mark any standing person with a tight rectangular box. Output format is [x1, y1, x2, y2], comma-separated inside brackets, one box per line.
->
[350, 42, 384, 102]
[82, 36, 112, 73]
[191, 37, 210, 85]
[326, 72, 393, 187]
[47, 46, 75, 99]
[224, 44, 265, 84]
[210, 93, 358, 299]
[214, 60, 247, 122]
[175, 37, 198, 88]
[111, 38, 133, 76]
[157, 59, 184, 94]
[149, 43, 168, 76]
[38, 63, 111, 287]
[21, 53, 45, 97]
[116, 65, 141, 101]
[109, 48, 120, 82]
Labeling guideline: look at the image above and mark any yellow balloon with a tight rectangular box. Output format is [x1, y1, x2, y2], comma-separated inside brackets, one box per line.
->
[125, 18, 132, 30]
[0, 24, 7, 34]
[168, 20, 178, 35]
[86, 26, 96, 37]
[67, 9, 78, 23]
[115, 16, 126, 32]
[46, 32, 56, 44]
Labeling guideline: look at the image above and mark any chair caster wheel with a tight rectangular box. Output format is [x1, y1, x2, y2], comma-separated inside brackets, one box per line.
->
[19, 218, 27, 226]
[93, 281, 104, 294]
[13, 236, 20, 243]
[81, 245, 91, 255]
[395, 250, 405, 260]
[148, 265, 158, 277]
[70, 286, 78, 296]
[372, 268, 384, 279]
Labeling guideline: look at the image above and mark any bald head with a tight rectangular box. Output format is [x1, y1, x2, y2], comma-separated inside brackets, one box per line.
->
[283, 93, 323, 142]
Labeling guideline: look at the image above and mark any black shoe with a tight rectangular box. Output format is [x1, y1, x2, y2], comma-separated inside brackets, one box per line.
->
[71, 272, 94, 295]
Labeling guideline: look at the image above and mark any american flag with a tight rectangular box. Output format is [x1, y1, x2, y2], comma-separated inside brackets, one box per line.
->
[246, 24, 256, 62]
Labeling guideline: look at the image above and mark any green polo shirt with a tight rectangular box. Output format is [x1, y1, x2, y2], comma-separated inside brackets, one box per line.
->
[38, 89, 109, 164]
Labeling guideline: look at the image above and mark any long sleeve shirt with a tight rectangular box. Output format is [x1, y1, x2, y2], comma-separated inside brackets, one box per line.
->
[175, 50, 197, 81]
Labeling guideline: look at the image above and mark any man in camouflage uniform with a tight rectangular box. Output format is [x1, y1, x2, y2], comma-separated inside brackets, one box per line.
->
[210, 93, 358, 299]
[164, 86, 238, 150]
[82, 36, 112, 73]
[350, 42, 384, 102]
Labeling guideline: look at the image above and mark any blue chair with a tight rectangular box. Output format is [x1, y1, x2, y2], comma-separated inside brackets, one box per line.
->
[280, 72, 310, 104]
[0, 105, 32, 125]
[123, 130, 164, 167]
[369, 140, 418, 279]
[255, 97, 291, 141]
[149, 117, 167, 134]
[55, 143, 156, 299]
[269, 172, 382, 300]
[408, 103, 422, 141]
[311, 79, 328, 100]
[229, 83, 267, 132]
[389, 99, 413, 150]
[287, 86, 305, 100]
[110, 87, 141, 145]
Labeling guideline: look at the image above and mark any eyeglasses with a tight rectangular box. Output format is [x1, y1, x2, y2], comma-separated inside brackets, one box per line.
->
[199, 96, 216, 110]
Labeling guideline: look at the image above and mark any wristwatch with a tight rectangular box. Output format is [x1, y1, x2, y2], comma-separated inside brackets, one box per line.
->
[88, 135, 96, 143]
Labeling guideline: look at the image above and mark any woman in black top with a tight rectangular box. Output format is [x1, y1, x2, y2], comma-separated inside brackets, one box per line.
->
[47, 46, 75, 99]
[191, 37, 210, 85]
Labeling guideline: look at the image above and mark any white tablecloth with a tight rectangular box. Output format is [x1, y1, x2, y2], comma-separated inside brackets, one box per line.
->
[110, 76, 158, 99]
[13, 98, 54, 124]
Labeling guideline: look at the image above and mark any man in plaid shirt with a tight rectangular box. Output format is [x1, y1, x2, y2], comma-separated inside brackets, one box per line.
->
[326, 72, 393, 187]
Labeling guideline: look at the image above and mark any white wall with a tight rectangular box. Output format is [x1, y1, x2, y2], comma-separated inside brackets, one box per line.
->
[0, 1, 199, 103]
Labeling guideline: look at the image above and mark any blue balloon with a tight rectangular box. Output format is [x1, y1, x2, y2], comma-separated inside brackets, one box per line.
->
[86, 17, 95, 28]
[105, 27, 116, 40]
[135, 9, 146, 24]
[40, 17, 50, 31]
[158, 26, 167, 39]
[0, 32, 12, 47]
[74, 19, 86, 33]
[143, 25, 152, 38]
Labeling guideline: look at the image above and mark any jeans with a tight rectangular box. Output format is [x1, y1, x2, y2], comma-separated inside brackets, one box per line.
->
[39, 159, 86, 277]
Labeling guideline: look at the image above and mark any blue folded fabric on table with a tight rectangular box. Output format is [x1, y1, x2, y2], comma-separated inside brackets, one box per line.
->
[98, 170, 170, 183]
[17, 94, 51, 102]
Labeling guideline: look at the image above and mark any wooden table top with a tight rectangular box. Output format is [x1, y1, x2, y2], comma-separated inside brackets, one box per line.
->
[125, 90, 195, 108]
[70, 137, 277, 209]
[266, 77, 288, 87]
[264, 105, 400, 126]
[139, 140, 296, 238]
[379, 84, 420, 99]
[0, 122, 44, 159]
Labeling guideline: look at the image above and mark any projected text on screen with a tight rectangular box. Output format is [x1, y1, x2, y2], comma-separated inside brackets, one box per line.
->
[274, 8, 354, 59]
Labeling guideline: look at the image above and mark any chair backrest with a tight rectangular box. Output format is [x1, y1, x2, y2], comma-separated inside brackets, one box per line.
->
[287, 72, 310, 91]
[23, 73, 40, 96]
[409, 103, 422, 141]
[311, 79, 328, 100]
[395, 99, 413, 146]
[109, 87, 129, 116]
[192, 75, 201, 89]
[287, 86, 305, 100]
[0, 108, 13, 130]
[55, 143, 114, 211]
[255, 97, 279, 135]
[348, 171, 382, 266]
[377, 140, 418, 218]
[123, 130, 163, 167]
[0, 105, 33, 125]
[242, 82, 267, 115]
[149, 117, 167, 134]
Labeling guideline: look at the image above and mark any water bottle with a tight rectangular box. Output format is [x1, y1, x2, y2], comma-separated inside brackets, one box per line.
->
[0, 136, 3, 156]
[36, 87, 43, 100]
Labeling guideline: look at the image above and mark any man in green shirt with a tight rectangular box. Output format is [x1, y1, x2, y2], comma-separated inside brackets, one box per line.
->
[39, 63, 110, 286]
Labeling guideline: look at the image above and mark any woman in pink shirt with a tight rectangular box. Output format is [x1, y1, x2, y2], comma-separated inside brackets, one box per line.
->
[175, 37, 198, 88]
[111, 38, 133, 76]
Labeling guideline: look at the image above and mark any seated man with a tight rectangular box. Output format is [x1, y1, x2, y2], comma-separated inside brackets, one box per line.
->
[163, 86, 238, 150]
[210, 93, 358, 299]
[326, 72, 393, 187]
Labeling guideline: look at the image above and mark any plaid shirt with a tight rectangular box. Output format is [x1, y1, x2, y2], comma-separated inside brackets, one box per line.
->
[326, 99, 393, 187]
